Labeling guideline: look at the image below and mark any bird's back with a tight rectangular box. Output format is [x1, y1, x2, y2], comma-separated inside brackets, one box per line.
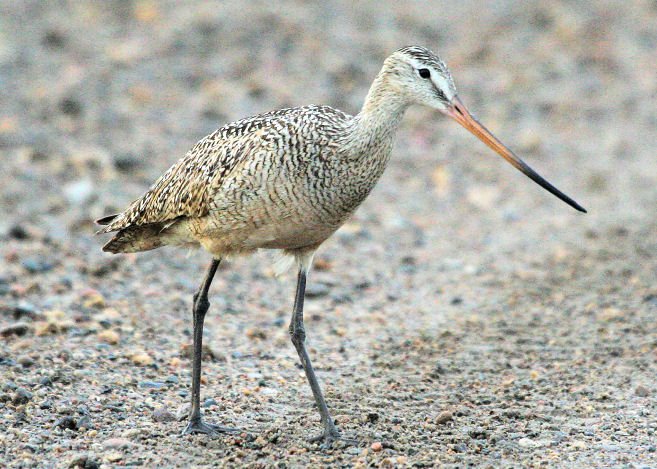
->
[97, 105, 356, 255]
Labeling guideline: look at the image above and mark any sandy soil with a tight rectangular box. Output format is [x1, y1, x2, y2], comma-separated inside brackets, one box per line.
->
[1, 1, 656, 467]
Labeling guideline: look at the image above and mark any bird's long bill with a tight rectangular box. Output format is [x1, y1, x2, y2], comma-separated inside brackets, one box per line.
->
[444, 96, 586, 213]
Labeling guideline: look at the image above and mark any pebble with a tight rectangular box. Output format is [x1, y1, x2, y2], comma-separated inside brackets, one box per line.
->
[21, 257, 54, 273]
[164, 375, 179, 384]
[130, 352, 154, 366]
[635, 385, 650, 397]
[64, 179, 95, 205]
[176, 404, 190, 420]
[68, 453, 88, 468]
[518, 437, 536, 448]
[1, 322, 30, 337]
[305, 283, 330, 298]
[103, 437, 133, 449]
[153, 407, 176, 422]
[435, 411, 453, 424]
[13, 388, 33, 404]
[56, 416, 78, 430]
[97, 329, 119, 345]
[371, 442, 383, 452]
[571, 440, 587, 450]
[17, 355, 34, 367]
[104, 451, 123, 463]
[139, 381, 165, 389]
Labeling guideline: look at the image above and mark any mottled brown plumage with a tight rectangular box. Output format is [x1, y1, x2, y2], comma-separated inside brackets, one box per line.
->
[96, 46, 584, 445]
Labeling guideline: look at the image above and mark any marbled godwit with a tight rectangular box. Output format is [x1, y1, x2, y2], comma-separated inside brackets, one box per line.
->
[97, 46, 585, 445]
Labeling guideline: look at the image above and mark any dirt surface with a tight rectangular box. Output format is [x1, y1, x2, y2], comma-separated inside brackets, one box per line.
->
[1, 1, 656, 468]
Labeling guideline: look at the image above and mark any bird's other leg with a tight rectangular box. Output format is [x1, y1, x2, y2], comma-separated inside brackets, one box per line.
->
[289, 267, 356, 447]
[182, 258, 235, 436]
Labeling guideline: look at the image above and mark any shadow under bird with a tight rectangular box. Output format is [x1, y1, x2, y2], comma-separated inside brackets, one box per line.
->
[96, 46, 585, 445]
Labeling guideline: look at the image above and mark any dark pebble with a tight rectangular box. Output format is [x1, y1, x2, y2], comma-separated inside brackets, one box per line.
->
[13, 388, 33, 405]
[8, 224, 30, 240]
[59, 97, 82, 116]
[1, 322, 30, 337]
[56, 416, 79, 430]
[8, 303, 40, 320]
[18, 355, 34, 367]
[202, 398, 217, 408]
[468, 429, 489, 440]
[451, 297, 463, 305]
[113, 153, 141, 172]
[40, 400, 52, 409]
[366, 412, 379, 423]
[42, 30, 66, 48]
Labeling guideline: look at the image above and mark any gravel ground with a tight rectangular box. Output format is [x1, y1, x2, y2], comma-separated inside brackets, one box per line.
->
[1, 1, 656, 468]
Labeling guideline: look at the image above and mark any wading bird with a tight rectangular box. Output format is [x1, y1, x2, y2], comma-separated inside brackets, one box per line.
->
[97, 46, 585, 445]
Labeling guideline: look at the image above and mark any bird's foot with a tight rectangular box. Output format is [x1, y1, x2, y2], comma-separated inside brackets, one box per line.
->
[181, 418, 238, 436]
[309, 428, 358, 448]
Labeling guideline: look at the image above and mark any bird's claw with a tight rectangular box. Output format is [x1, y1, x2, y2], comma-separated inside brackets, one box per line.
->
[181, 418, 238, 436]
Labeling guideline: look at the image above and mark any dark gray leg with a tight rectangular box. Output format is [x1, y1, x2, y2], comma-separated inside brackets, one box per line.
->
[182, 258, 235, 436]
[289, 268, 355, 446]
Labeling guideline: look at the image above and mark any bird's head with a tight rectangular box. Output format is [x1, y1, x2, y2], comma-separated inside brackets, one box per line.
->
[382, 46, 586, 213]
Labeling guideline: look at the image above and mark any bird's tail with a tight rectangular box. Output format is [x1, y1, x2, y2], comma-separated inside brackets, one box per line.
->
[101, 223, 168, 253]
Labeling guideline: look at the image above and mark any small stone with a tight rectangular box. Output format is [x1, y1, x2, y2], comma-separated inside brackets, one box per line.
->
[104, 451, 123, 463]
[130, 352, 154, 366]
[245, 327, 267, 340]
[83, 292, 106, 308]
[202, 398, 218, 408]
[138, 381, 165, 389]
[77, 415, 93, 430]
[305, 283, 330, 298]
[68, 453, 88, 468]
[8, 224, 30, 240]
[21, 257, 54, 273]
[518, 437, 536, 448]
[13, 388, 33, 404]
[103, 437, 133, 449]
[56, 416, 78, 430]
[180, 343, 221, 361]
[152, 407, 176, 422]
[176, 403, 191, 421]
[164, 375, 179, 384]
[635, 385, 651, 397]
[1, 322, 30, 337]
[59, 97, 83, 117]
[371, 442, 383, 452]
[571, 440, 586, 450]
[435, 411, 453, 424]
[18, 355, 34, 367]
[366, 412, 379, 423]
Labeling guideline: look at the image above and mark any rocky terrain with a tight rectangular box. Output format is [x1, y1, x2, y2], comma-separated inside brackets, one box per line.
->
[0, 1, 656, 467]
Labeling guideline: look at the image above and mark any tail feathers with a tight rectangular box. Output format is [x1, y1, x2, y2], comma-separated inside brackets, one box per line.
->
[102, 223, 167, 253]
[96, 214, 118, 225]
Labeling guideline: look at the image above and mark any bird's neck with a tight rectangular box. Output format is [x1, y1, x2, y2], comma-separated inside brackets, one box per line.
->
[347, 72, 410, 152]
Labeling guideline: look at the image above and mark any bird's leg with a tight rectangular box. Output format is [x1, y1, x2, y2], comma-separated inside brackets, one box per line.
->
[289, 268, 356, 447]
[182, 258, 235, 436]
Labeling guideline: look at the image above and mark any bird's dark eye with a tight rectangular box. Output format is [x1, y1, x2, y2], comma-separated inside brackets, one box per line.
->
[418, 68, 431, 79]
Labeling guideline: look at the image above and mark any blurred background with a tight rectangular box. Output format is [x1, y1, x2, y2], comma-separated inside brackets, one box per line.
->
[0, 1, 656, 467]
